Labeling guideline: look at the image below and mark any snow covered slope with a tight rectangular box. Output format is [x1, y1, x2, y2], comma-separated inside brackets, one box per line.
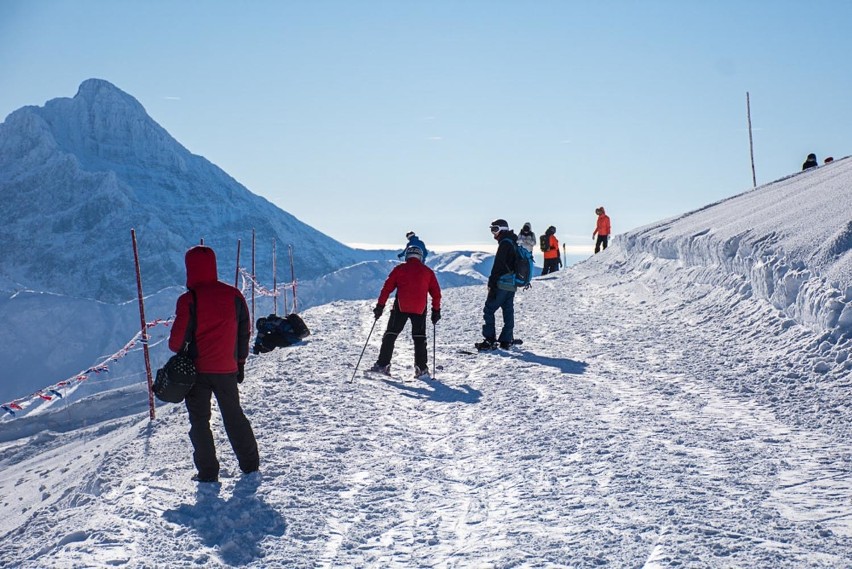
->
[0, 79, 364, 302]
[619, 156, 852, 344]
[0, 158, 850, 567]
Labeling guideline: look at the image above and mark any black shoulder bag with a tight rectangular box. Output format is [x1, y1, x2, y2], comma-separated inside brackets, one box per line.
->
[153, 291, 198, 403]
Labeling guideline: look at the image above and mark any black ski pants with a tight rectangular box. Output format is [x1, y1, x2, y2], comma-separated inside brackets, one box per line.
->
[595, 235, 609, 253]
[376, 303, 428, 369]
[541, 258, 560, 275]
[185, 372, 259, 480]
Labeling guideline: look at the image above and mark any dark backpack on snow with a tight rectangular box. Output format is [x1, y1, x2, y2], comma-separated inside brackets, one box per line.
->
[253, 313, 311, 354]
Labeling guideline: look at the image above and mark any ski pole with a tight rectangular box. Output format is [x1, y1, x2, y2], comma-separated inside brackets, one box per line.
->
[349, 317, 379, 383]
[432, 322, 437, 380]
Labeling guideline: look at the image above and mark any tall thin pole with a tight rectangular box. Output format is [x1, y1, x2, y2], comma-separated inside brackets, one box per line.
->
[131, 229, 155, 421]
[272, 239, 278, 315]
[235, 239, 241, 288]
[289, 244, 298, 314]
[251, 229, 256, 336]
[747, 92, 757, 188]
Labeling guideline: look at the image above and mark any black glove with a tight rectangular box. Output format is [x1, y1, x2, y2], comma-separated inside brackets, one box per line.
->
[237, 363, 245, 384]
[431, 309, 441, 324]
[373, 304, 384, 319]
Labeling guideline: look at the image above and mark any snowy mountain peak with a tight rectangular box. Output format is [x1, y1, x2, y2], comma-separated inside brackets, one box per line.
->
[0, 80, 365, 302]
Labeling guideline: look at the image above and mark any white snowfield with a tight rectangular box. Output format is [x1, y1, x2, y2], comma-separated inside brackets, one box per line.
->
[1, 160, 850, 568]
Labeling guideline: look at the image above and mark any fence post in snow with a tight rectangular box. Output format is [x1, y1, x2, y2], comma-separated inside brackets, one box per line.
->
[289, 244, 298, 314]
[251, 229, 256, 336]
[272, 239, 278, 315]
[747, 92, 757, 188]
[235, 239, 241, 288]
[131, 229, 155, 421]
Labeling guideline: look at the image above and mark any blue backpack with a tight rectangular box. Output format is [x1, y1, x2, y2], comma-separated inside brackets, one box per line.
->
[497, 238, 535, 290]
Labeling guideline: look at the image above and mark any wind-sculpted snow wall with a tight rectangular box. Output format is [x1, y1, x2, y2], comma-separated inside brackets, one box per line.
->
[620, 157, 852, 343]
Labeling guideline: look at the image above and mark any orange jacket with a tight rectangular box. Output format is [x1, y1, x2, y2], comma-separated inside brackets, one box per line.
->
[543, 234, 560, 259]
[594, 214, 611, 237]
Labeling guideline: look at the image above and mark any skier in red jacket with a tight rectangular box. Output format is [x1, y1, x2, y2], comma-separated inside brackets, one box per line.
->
[369, 245, 442, 379]
[169, 245, 258, 483]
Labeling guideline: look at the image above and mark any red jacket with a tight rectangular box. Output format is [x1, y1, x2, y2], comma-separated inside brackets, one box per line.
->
[169, 246, 250, 374]
[595, 214, 611, 236]
[377, 258, 441, 314]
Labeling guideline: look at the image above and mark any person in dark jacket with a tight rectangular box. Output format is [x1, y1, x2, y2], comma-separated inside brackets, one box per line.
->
[802, 153, 818, 170]
[169, 245, 259, 483]
[476, 219, 518, 351]
[397, 231, 429, 261]
[371, 245, 442, 378]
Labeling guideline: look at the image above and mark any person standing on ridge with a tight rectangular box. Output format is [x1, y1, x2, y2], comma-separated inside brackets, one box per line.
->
[802, 153, 818, 170]
[592, 206, 611, 254]
[397, 231, 428, 261]
[476, 219, 519, 351]
[169, 245, 259, 483]
[370, 245, 442, 379]
[540, 225, 561, 275]
[518, 222, 536, 254]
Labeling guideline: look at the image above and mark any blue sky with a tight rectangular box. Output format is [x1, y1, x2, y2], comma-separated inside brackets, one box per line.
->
[2, 0, 850, 255]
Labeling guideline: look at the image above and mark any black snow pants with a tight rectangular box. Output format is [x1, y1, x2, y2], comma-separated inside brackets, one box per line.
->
[376, 302, 428, 369]
[185, 372, 259, 480]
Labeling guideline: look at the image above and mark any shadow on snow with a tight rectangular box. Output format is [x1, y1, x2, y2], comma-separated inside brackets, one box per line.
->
[380, 377, 482, 404]
[163, 475, 285, 566]
[506, 349, 588, 375]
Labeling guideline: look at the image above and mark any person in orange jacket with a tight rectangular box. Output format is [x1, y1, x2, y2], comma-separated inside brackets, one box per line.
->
[541, 225, 561, 275]
[593, 206, 611, 253]
[369, 245, 442, 379]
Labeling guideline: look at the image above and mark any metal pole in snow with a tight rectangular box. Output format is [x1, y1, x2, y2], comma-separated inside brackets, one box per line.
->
[131, 229, 155, 421]
[272, 239, 278, 315]
[747, 92, 757, 188]
[235, 239, 241, 288]
[289, 244, 298, 314]
[251, 229, 256, 337]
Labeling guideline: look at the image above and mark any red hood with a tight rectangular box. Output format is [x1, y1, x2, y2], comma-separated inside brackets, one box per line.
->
[185, 246, 218, 289]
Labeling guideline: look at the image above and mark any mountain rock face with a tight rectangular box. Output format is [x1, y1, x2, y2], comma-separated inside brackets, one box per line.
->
[0, 79, 361, 302]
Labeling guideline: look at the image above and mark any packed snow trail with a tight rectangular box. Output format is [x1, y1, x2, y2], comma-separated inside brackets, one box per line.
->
[1, 253, 851, 567]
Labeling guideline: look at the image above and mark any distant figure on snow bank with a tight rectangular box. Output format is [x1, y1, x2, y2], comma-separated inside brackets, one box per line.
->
[593, 207, 611, 254]
[802, 153, 818, 170]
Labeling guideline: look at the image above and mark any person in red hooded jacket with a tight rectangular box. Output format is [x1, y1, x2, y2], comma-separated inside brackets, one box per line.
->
[592, 206, 611, 254]
[369, 245, 442, 379]
[169, 245, 258, 483]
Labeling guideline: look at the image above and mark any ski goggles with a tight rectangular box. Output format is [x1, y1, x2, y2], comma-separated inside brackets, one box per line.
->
[490, 224, 508, 234]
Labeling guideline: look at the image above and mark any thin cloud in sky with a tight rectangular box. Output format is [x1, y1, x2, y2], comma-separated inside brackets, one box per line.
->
[163, 96, 181, 101]
[427, 136, 443, 141]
